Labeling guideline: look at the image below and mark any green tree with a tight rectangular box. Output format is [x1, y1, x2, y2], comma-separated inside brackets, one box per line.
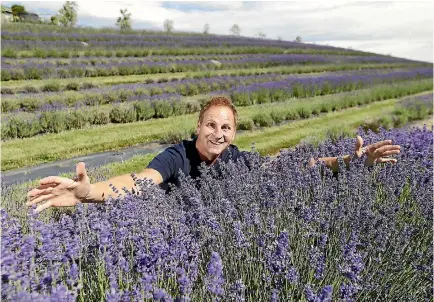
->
[11, 4, 26, 22]
[164, 19, 174, 33]
[203, 23, 210, 34]
[50, 15, 59, 25]
[116, 8, 132, 32]
[295, 36, 303, 43]
[230, 24, 241, 36]
[58, 1, 78, 27]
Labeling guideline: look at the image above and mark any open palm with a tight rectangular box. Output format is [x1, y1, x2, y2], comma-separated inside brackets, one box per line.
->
[354, 135, 401, 166]
[27, 162, 91, 213]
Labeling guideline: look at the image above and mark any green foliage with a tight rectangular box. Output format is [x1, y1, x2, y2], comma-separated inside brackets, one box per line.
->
[82, 82, 98, 89]
[65, 82, 80, 91]
[11, 5, 26, 22]
[58, 1, 78, 27]
[116, 8, 132, 32]
[109, 107, 135, 123]
[237, 118, 254, 130]
[1, 87, 15, 95]
[65, 111, 89, 130]
[297, 107, 312, 119]
[326, 125, 354, 143]
[50, 15, 59, 26]
[161, 128, 195, 144]
[23, 85, 40, 93]
[203, 23, 210, 35]
[172, 101, 189, 116]
[39, 112, 68, 133]
[270, 111, 286, 124]
[253, 113, 273, 127]
[153, 100, 173, 118]
[163, 19, 174, 33]
[284, 109, 300, 120]
[41, 81, 61, 92]
[1, 48, 17, 58]
[2, 117, 40, 139]
[230, 24, 241, 36]
[231, 92, 251, 106]
[92, 111, 110, 125]
[133, 102, 155, 121]
[185, 100, 201, 114]
[392, 113, 409, 128]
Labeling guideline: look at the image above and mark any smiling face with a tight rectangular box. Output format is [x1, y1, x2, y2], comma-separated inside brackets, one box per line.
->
[195, 105, 236, 163]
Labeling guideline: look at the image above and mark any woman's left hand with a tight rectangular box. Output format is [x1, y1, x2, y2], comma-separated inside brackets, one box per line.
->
[354, 135, 401, 166]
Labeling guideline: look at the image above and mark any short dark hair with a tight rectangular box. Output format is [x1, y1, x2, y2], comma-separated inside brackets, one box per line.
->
[198, 96, 238, 126]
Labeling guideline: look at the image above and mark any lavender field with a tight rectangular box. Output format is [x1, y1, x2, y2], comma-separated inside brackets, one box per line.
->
[1, 22, 433, 301]
[2, 128, 433, 301]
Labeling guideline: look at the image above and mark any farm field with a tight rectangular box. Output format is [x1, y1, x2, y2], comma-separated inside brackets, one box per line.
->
[1, 22, 433, 301]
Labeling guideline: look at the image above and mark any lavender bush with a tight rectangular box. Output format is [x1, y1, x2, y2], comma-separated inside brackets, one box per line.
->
[2, 126, 432, 301]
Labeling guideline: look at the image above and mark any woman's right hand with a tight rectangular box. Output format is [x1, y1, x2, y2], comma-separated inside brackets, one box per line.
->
[26, 162, 92, 213]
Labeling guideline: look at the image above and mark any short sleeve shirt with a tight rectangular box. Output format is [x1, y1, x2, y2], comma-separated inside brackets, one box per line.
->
[146, 136, 251, 192]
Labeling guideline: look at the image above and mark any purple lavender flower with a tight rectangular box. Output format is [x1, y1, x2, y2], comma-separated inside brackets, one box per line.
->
[206, 251, 225, 297]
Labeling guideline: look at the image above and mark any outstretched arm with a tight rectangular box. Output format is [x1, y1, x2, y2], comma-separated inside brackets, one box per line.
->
[87, 168, 163, 203]
[308, 136, 401, 173]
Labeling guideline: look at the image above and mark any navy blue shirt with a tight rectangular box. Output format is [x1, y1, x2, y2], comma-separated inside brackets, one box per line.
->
[147, 136, 251, 192]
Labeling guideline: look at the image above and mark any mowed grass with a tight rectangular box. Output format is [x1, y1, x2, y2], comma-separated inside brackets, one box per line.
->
[2, 94, 406, 171]
[1, 62, 423, 90]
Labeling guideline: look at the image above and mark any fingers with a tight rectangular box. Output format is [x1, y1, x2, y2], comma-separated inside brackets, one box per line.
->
[76, 162, 89, 183]
[39, 176, 63, 186]
[370, 140, 393, 150]
[35, 200, 53, 213]
[379, 150, 401, 157]
[308, 158, 316, 168]
[376, 158, 398, 164]
[26, 193, 55, 207]
[27, 187, 53, 202]
[355, 136, 363, 150]
[374, 145, 401, 155]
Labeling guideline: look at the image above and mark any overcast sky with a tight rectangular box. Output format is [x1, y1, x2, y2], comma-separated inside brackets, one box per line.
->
[3, 1, 433, 62]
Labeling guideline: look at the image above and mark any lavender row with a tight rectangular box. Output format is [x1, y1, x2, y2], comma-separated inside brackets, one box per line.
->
[2, 45, 375, 60]
[1, 127, 432, 300]
[0, 30, 347, 51]
[1, 53, 270, 66]
[225, 67, 433, 105]
[1, 73, 285, 113]
[1, 32, 351, 52]
[2, 68, 432, 114]
[2, 55, 419, 81]
[0, 55, 334, 81]
[1, 54, 413, 68]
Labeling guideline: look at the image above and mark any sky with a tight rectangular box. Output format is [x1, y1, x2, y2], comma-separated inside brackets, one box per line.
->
[3, 1, 433, 63]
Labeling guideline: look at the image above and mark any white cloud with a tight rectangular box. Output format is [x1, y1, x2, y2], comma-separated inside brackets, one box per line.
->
[5, 1, 433, 62]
